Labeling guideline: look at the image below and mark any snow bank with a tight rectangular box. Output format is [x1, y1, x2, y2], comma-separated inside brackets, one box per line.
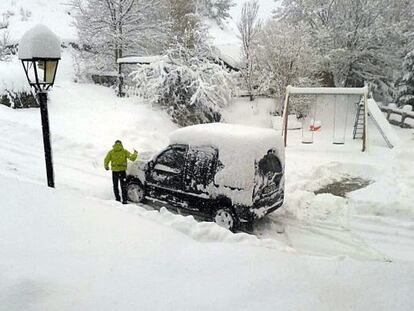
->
[125, 205, 288, 250]
[170, 123, 284, 204]
[348, 143, 414, 221]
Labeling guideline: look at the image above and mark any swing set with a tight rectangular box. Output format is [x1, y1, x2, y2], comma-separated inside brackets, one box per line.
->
[282, 86, 369, 151]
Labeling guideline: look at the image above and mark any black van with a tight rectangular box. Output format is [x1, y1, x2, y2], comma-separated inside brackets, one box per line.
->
[126, 123, 285, 230]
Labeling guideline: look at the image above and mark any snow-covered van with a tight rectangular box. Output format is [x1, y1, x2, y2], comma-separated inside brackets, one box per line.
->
[126, 123, 285, 230]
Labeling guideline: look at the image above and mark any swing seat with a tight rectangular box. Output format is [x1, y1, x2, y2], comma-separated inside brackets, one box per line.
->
[309, 124, 321, 131]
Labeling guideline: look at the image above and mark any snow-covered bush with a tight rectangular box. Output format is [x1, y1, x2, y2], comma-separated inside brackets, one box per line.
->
[0, 59, 36, 108]
[131, 26, 232, 127]
[396, 50, 414, 109]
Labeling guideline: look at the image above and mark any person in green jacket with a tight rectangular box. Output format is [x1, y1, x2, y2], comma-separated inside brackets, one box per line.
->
[104, 140, 138, 204]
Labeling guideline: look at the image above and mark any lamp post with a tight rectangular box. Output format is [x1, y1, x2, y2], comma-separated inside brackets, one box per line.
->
[18, 24, 61, 188]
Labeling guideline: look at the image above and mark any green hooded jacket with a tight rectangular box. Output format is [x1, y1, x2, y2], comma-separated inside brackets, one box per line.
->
[104, 141, 138, 172]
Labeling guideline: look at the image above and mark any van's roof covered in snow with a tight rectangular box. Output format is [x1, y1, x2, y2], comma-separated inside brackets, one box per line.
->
[170, 123, 282, 150]
[170, 123, 284, 202]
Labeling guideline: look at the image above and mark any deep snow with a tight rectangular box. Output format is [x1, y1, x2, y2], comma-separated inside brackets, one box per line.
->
[1, 176, 414, 311]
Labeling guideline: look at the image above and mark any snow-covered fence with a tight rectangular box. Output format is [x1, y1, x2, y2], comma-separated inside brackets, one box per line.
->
[380, 104, 414, 128]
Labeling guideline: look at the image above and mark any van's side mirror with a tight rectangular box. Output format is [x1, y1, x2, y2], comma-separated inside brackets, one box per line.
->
[147, 161, 155, 170]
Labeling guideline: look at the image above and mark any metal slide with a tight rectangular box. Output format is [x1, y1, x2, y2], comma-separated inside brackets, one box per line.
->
[367, 99, 400, 148]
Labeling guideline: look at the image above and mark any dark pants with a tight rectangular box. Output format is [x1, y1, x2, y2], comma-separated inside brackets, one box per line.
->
[112, 171, 127, 203]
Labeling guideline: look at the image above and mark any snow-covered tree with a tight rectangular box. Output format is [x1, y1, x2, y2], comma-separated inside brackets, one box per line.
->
[255, 20, 316, 96]
[238, 0, 261, 101]
[165, 0, 199, 49]
[396, 50, 414, 109]
[71, 0, 167, 75]
[254, 20, 317, 115]
[198, 0, 234, 25]
[131, 25, 232, 126]
[276, 0, 413, 100]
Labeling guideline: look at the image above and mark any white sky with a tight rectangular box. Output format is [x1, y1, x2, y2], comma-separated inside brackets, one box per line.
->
[229, 0, 280, 22]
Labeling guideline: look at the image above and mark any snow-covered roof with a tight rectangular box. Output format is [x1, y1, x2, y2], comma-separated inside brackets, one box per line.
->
[214, 43, 243, 70]
[170, 123, 284, 201]
[18, 24, 61, 60]
[170, 123, 281, 150]
[117, 56, 164, 64]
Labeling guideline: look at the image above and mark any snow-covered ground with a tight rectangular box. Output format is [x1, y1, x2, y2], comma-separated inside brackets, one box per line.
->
[2, 175, 413, 311]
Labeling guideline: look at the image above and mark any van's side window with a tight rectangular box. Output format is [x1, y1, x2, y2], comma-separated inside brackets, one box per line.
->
[156, 146, 186, 172]
[185, 146, 217, 188]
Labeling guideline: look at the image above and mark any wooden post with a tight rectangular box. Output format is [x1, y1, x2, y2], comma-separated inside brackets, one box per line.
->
[386, 110, 392, 120]
[362, 91, 368, 152]
[282, 92, 290, 147]
[118, 62, 124, 97]
[401, 112, 407, 127]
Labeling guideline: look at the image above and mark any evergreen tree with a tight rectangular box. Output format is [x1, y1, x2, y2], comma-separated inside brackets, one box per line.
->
[397, 50, 414, 108]
[199, 0, 234, 25]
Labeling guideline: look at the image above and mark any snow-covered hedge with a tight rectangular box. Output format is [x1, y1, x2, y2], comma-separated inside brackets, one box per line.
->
[0, 59, 37, 108]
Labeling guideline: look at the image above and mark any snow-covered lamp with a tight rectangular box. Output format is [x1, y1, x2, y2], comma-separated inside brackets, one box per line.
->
[18, 24, 61, 188]
[18, 24, 61, 92]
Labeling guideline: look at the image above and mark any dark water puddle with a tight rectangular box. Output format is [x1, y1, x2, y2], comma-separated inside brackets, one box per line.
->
[315, 177, 372, 198]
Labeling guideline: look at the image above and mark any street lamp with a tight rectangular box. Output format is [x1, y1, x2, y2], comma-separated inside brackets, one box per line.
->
[19, 24, 61, 188]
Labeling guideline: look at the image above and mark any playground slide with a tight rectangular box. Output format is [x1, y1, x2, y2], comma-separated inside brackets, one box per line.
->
[367, 98, 400, 148]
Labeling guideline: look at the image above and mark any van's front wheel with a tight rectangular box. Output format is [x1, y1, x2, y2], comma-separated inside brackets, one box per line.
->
[127, 182, 145, 203]
[214, 208, 237, 231]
